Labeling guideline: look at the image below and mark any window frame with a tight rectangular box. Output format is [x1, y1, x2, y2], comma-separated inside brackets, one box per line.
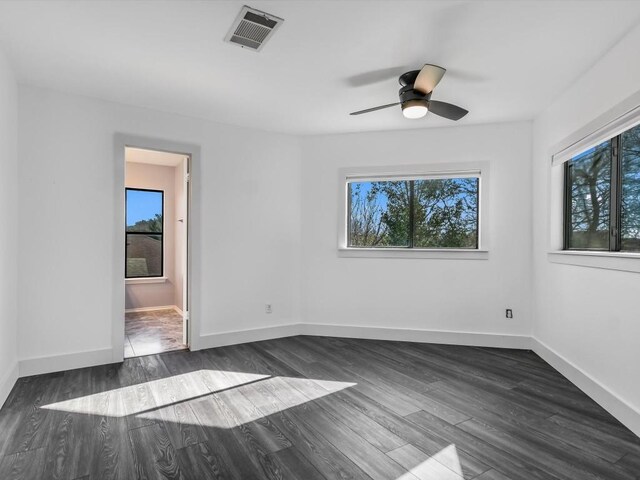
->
[338, 162, 490, 260]
[548, 92, 640, 272]
[563, 132, 637, 253]
[125, 187, 165, 279]
[346, 177, 480, 250]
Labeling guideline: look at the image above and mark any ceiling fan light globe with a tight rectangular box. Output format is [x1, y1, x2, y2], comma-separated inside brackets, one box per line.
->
[401, 100, 428, 119]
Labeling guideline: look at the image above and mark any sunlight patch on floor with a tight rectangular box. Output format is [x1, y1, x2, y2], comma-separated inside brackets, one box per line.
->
[41, 369, 357, 428]
[393, 444, 463, 480]
[139, 375, 356, 427]
[42, 370, 270, 417]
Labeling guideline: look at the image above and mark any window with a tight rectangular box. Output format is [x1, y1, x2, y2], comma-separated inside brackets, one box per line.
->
[347, 175, 480, 249]
[564, 123, 640, 252]
[126, 188, 164, 278]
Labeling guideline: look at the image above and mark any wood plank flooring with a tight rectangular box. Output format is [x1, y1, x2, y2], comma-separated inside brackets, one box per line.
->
[125, 309, 187, 358]
[0, 336, 638, 479]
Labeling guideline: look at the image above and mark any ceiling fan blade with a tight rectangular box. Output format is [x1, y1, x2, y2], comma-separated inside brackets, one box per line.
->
[414, 64, 446, 94]
[349, 102, 400, 115]
[346, 66, 407, 87]
[428, 100, 468, 121]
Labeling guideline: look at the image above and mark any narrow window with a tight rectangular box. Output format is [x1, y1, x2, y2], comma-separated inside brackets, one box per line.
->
[620, 124, 640, 251]
[126, 188, 164, 278]
[348, 180, 410, 247]
[413, 177, 479, 249]
[564, 122, 640, 252]
[565, 140, 612, 250]
[348, 175, 480, 249]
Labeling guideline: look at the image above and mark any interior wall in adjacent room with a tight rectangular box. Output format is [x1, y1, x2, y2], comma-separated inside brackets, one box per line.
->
[125, 161, 177, 310]
[174, 158, 186, 313]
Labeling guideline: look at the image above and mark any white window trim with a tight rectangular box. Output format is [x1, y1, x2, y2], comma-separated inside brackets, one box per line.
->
[548, 89, 640, 273]
[550, 90, 640, 167]
[337, 162, 490, 259]
[125, 276, 168, 285]
[548, 251, 640, 273]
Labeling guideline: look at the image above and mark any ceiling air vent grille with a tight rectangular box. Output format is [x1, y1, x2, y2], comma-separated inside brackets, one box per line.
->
[224, 6, 284, 52]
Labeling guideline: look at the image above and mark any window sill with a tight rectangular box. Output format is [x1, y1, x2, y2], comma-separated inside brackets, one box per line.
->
[547, 251, 640, 273]
[338, 248, 489, 260]
[125, 277, 168, 285]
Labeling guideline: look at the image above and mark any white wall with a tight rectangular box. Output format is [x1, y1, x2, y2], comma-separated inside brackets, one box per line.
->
[10, 36, 640, 436]
[125, 161, 177, 310]
[16, 85, 531, 371]
[18, 85, 302, 364]
[0, 47, 18, 405]
[532, 23, 640, 431]
[300, 122, 532, 337]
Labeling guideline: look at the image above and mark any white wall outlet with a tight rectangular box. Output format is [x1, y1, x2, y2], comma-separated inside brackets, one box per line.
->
[265, 304, 272, 314]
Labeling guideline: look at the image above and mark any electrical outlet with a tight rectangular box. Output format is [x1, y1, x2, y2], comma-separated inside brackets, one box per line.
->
[265, 304, 272, 314]
[506, 309, 513, 319]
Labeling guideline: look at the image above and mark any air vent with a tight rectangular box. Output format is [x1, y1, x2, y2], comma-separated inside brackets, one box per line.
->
[224, 6, 284, 52]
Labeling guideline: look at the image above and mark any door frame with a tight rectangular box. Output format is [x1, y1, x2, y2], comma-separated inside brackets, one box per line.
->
[113, 134, 201, 362]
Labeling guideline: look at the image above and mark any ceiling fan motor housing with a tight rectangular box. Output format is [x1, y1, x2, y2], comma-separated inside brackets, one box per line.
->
[399, 84, 431, 105]
[398, 70, 421, 86]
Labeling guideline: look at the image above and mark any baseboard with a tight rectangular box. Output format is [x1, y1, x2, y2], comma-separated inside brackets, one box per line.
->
[196, 323, 531, 351]
[531, 337, 640, 438]
[19, 347, 114, 377]
[11, 322, 639, 438]
[197, 323, 301, 350]
[301, 323, 532, 350]
[15, 323, 529, 377]
[0, 361, 19, 409]
[125, 305, 183, 315]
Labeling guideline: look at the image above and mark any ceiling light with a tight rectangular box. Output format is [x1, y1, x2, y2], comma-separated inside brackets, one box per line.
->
[402, 100, 428, 119]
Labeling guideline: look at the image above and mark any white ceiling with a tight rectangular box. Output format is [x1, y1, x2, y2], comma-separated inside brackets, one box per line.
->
[125, 147, 186, 166]
[0, 1, 638, 135]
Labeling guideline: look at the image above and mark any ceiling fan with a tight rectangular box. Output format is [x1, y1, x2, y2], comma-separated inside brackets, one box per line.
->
[349, 64, 468, 121]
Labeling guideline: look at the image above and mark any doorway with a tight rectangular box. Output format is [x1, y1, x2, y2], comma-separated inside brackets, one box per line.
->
[123, 146, 190, 357]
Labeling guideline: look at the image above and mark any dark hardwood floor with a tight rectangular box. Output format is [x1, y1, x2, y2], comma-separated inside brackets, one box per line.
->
[0, 336, 638, 479]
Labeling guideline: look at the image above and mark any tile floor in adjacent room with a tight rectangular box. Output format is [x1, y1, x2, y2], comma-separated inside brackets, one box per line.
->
[124, 308, 187, 357]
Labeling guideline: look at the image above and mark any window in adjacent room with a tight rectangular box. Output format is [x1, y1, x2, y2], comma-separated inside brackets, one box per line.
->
[564, 123, 640, 252]
[125, 188, 164, 277]
[347, 175, 480, 249]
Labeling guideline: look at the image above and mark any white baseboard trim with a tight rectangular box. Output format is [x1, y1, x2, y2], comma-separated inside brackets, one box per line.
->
[301, 323, 533, 349]
[13, 324, 638, 440]
[531, 337, 640, 438]
[125, 305, 183, 315]
[0, 361, 19, 408]
[197, 323, 301, 350]
[17, 324, 528, 378]
[197, 323, 531, 351]
[19, 348, 115, 377]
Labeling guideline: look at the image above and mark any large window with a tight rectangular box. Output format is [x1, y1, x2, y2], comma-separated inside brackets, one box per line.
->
[348, 176, 479, 249]
[126, 188, 164, 278]
[565, 123, 640, 252]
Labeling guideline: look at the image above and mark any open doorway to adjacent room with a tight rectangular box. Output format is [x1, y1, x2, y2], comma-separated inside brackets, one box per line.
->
[124, 146, 190, 358]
